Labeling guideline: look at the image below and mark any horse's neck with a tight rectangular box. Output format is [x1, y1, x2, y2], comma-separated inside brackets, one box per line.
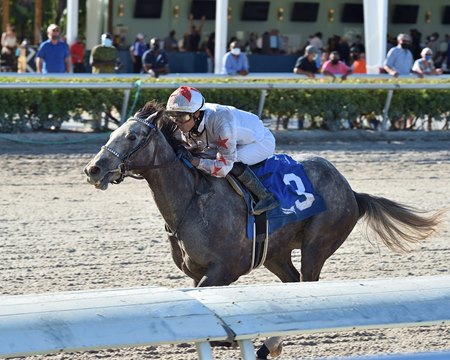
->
[141, 140, 196, 229]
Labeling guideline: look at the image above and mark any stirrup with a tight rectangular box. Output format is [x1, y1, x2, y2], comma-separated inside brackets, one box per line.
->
[252, 194, 279, 215]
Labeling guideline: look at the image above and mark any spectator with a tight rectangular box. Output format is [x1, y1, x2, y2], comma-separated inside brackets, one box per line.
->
[163, 30, 178, 52]
[269, 29, 281, 54]
[426, 32, 440, 63]
[222, 41, 249, 76]
[435, 34, 448, 68]
[351, 34, 365, 54]
[36, 24, 71, 74]
[409, 29, 422, 60]
[246, 32, 258, 54]
[129, 33, 148, 73]
[321, 51, 352, 81]
[17, 39, 28, 73]
[383, 33, 415, 77]
[293, 45, 318, 78]
[309, 32, 324, 51]
[386, 33, 396, 53]
[142, 37, 169, 78]
[203, 32, 215, 73]
[187, 14, 205, 52]
[90, 33, 118, 74]
[349, 47, 366, 74]
[113, 34, 123, 49]
[1, 24, 18, 71]
[318, 51, 329, 72]
[337, 36, 351, 65]
[412, 47, 443, 76]
[327, 35, 340, 53]
[70, 36, 86, 73]
[260, 31, 271, 55]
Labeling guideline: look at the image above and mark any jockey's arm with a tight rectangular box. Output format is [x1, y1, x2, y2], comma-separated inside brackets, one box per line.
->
[195, 115, 238, 177]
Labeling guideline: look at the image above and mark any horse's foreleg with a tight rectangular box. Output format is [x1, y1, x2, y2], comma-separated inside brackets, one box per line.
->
[168, 235, 202, 285]
[196, 262, 237, 287]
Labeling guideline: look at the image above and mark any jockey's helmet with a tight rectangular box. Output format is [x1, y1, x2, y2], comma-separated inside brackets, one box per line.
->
[166, 86, 205, 113]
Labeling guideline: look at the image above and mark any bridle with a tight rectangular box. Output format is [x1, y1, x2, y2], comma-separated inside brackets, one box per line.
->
[101, 115, 177, 184]
[102, 113, 201, 237]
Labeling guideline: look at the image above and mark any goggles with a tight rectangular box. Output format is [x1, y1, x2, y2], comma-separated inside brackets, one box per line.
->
[167, 112, 193, 125]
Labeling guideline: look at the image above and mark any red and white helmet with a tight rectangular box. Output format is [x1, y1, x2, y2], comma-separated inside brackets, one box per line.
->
[166, 86, 206, 113]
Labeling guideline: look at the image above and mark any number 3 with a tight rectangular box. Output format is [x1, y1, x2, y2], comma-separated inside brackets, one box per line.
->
[283, 173, 315, 211]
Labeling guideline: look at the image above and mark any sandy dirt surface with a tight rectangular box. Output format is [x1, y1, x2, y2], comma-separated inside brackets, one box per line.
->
[1, 130, 449, 359]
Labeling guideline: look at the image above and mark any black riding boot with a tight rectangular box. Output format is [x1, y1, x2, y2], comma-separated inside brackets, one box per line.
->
[230, 163, 279, 215]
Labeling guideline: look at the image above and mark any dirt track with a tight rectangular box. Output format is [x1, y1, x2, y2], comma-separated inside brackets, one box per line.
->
[1, 130, 449, 359]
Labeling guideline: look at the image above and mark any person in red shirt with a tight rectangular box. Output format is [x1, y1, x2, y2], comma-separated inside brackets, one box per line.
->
[350, 47, 367, 74]
[321, 51, 352, 81]
[70, 36, 86, 73]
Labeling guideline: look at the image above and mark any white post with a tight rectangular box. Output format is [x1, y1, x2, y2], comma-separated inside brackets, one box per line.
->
[381, 89, 394, 131]
[66, 0, 79, 46]
[195, 341, 214, 360]
[85, 0, 103, 50]
[363, 0, 388, 74]
[214, 0, 228, 75]
[238, 339, 256, 360]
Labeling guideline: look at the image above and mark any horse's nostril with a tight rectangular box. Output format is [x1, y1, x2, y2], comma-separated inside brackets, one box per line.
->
[88, 166, 99, 175]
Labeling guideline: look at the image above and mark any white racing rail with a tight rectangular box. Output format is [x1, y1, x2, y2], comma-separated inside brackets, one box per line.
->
[1, 73, 449, 130]
[0, 275, 449, 359]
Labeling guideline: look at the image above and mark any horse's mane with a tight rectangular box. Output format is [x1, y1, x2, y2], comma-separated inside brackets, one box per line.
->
[135, 100, 183, 149]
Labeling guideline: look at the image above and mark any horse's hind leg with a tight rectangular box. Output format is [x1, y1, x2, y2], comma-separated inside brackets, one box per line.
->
[300, 221, 356, 281]
[264, 254, 300, 283]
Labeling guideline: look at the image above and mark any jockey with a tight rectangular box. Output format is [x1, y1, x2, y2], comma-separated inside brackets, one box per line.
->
[166, 85, 279, 215]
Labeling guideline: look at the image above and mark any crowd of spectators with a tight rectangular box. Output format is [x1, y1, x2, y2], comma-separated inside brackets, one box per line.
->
[1, 20, 449, 77]
[292, 29, 447, 80]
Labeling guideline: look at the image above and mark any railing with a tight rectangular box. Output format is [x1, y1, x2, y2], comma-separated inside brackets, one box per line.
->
[0, 73, 449, 131]
[1, 275, 449, 359]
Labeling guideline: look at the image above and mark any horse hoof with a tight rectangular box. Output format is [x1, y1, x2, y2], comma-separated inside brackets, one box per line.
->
[269, 343, 283, 357]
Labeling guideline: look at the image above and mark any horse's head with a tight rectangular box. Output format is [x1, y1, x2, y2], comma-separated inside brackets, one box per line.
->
[84, 101, 180, 190]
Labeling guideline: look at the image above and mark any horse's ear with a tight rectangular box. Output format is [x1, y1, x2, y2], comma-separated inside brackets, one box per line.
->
[144, 110, 163, 123]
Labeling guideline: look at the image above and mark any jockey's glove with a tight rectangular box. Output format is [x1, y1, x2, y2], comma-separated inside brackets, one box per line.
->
[177, 146, 194, 163]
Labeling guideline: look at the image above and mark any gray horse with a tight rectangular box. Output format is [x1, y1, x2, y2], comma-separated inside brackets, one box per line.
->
[84, 101, 442, 358]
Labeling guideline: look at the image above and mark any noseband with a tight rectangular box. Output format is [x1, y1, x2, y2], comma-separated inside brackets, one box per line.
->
[101, 115, 176, 183]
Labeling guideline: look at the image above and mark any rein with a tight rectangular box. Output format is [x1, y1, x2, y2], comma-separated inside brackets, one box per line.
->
[102, 115, 178, 183]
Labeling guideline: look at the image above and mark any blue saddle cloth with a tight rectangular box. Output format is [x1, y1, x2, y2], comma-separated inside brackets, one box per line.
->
[246, 154, 326, 239]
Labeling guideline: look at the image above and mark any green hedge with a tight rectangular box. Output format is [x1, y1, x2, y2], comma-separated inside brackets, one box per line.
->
[0, 77, 449, 132]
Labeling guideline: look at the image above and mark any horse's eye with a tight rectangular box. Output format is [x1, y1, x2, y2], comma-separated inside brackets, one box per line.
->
[127, 134, 137, 141]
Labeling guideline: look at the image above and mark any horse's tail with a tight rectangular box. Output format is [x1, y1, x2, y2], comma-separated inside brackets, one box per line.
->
[354, 192, 444, 253]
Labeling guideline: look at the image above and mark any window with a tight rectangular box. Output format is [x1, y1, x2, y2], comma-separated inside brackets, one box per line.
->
[291, 2, 320, 22]
[191, 0, 216, 20]
[442, 6, 450, 24]
[134, 0, 164, 19]
[341, 3, 363, 23]
[392, 5, 419, 24]
[241, 1, 270, 21]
